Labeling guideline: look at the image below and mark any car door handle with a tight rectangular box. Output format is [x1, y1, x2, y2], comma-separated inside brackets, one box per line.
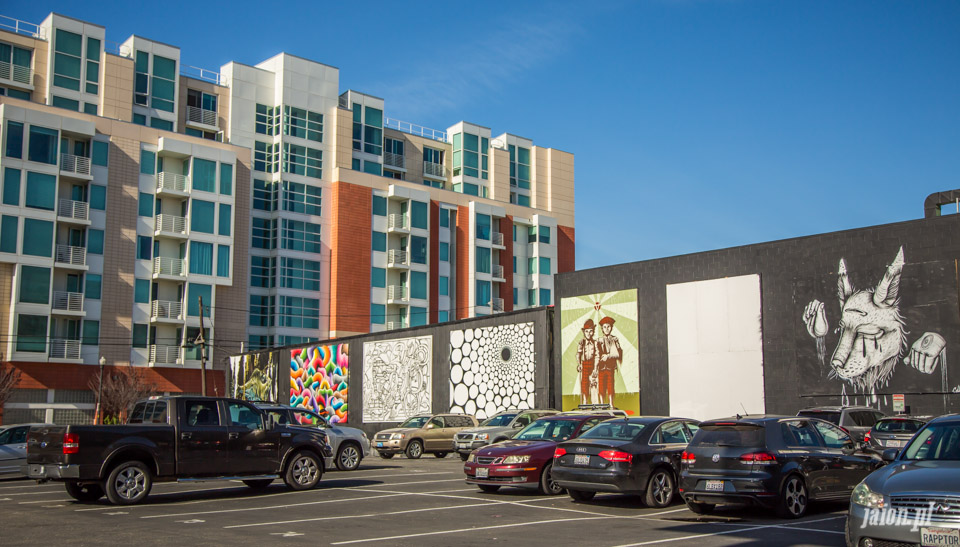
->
[181, 432, 192, 440]
[229, 432, 239, 440]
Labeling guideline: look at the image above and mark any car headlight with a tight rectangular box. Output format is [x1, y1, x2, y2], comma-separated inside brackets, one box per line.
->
[391, 433, 404, 440]
[467, 452, 476, 463]
[476, 433, 489, 441]
[502, 455, 530, 464]
[851, 481, 884, 509]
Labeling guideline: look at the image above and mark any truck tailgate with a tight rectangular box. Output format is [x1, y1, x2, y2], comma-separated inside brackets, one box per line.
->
[26, 425, 69, 466]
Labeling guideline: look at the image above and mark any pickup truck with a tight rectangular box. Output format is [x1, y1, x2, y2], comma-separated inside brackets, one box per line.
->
[25, 396, 333, 505]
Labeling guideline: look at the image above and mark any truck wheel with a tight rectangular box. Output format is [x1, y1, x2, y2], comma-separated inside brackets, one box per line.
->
[284, 451, 323, 490]
[243, 479, 274, 489]
[336, 443, 362, 471]
[65, 481, 104, 502]
[105, 461, 153, 505]
[434, 452, 448, 459]
[406, 440, 423, 459]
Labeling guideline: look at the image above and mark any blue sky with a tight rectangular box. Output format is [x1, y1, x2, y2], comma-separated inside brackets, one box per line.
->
[7, 1, 959, 270]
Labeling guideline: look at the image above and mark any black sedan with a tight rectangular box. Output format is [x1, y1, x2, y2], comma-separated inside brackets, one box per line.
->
[551, 417, 700, 508]
[679, 415, 885, 518]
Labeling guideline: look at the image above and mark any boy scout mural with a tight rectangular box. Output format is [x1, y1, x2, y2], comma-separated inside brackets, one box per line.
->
[561, 289, 639, 415]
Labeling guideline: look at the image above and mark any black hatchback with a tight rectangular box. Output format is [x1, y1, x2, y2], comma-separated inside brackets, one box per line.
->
[678, 415, 885, 518]
[552, 417, 700, 508]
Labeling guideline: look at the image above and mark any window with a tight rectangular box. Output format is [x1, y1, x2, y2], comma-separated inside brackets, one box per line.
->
[136, 235, 152, 260]
[254, 141, 279, 173]
[19, 266, 50, 304]
[528, 226, 537, 243]
[513, 287, 518, 305]
[21, 219, 52, 257]
[191, 200, 215, 233]
[28, 126, 58, 164]
[3, 167, 19, 205]
[539, 257, 551, 276]
[812, 421, 854, 449]
[24, 172, 55, 210]
[138, 192, 154, 217]
[92, 141, 108, 166]
[439, 242, 449, 261]
[513, 256, 517, 273]
[187, 284, 212, 317]
[250, 256, 275, 288]
[476, 214, 491, 240]
[528, 288, 536, 306]
[83, 103, 97, 115]
[279, 296, 320, 329]
[89, 185, 106, 210]
[0, 215, 17, 253]
[218, 203, 231, 236]
[781, 421, 822, 448]
[439, 310, 448, 322]
[410, 306, 427, 327]
[82, 320, 99, 346]
[516, 194, 531, 207]
[228, 402, 263, 430]
[363, 160, 381, 176]
[133, 113, 146, 126]
[282, 143, 322, 178]
[528, 257, 536, 275]
[4, 121, 23, 158]
[219, 163, 233, 196]
[452, 132, 488, 179]
[15, 314, 47, 352]
[52, 96, 79, 111]
[371, 303, 385, 325]
[540, 288, 551, 306]
[84, 37, 100, 94]
[539, 225, 551, 244]
[371, 267, 386, 288]
[189, 241, 213, 275]
[411, 271, 427, 300]
[85, 274, 102, 300]
[193, 159, 216, 192]
[247, 335, 274, 350]
[255, 104, 279, 136]
[410, 236, 427, 264]
[383, 169, 403, 180]
[362, 106, 383, 155]
[282, 181, 322, 215]
[476, 280, 491, 307]
[439, 276, 449, 296]
[149, 117, 174, 131]
[134, 279, 150, 303]
[476, 247, 491, 274]
[132, 323, 148, 348]
[53, 29, 82, 91]
[253, 179, 277, 211]
[423, 147, 444, 165]
[281, 219, 321, 253]
[0, 43, 32, 87]
[249, 295, 275, 327]
[281, 257, 321, 290]
[151, 55, 176, 112]
[439, 209, 450, 228]
[411, 201, 427, 230]
[372, 231, 386, 252]
[252, 218, 276, 249]
[140, 149, 155, 174]
[217, 245, 230, 277]
[87, 229, 104, 255]
[372, 195, 387, 216]
[283, 106, 322, 142]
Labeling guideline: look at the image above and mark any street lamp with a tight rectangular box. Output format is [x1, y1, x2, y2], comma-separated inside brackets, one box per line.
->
[95, 356, 105, 425]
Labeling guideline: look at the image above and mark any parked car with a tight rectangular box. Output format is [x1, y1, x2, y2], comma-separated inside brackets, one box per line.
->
[847, 413, 960, 547]
[796, 406, 887, 442]
[26, 396, 333, 505]
[0, 424, 44, 478]
[863, 415, 933, 454]
[463, 413, 613, 495]
[679, 415, 885, 518]
[257, 404, 371, 471]
[454, 409, 558, 460]
[374, 413, 478, 459]
[553, 417, 700, 507]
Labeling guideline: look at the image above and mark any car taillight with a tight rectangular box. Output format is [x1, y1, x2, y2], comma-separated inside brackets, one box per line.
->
[681, 451, 696, 464]
[598, 450, 632, 463]
[740, 452, 776, 465]
[553, 447, 567, 459]
[63, 433, 79, 454]
[864, 431, 871, 443]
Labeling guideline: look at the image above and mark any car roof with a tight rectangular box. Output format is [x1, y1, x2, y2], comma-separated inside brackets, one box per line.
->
[798, 406, 878, 412]
[927, 414, 960, 425]
[875, 415, 933, 422]
[701, 415, 799, 425]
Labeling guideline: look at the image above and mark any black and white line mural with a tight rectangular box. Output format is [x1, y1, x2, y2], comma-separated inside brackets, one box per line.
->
[362, 336, 433, 422]
[449, 323, 536, 419]
[800, 247, 948, 406]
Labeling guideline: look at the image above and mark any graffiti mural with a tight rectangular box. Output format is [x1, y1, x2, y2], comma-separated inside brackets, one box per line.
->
[290, 344, 349, 424]
[449, 323, 536, 420]
[560, 289, 640, 415]
[800, 246, 949, 406]
[229, 350, 279, 402]
[362, 336, 432, 422]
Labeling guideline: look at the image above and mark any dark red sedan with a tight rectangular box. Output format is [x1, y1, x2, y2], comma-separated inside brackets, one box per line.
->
[463, 413, 613, 495]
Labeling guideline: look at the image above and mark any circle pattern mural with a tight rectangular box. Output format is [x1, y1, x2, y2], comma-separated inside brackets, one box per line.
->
[450, 322, 536, 419]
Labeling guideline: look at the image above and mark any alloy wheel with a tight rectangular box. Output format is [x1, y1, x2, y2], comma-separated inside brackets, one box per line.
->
[115, 467, 147, 501]
[651, 472, 671, 506]
[784, 477, 807, 516]
[292, 455, 319, 486]
[338, 445, 360, 470]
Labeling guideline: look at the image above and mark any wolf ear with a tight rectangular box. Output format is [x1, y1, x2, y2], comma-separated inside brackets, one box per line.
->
[873, 247, 904, 307]
[837, 258, 854, 302]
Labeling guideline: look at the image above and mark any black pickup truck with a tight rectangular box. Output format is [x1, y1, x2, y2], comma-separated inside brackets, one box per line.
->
[25, 396, 333, 505]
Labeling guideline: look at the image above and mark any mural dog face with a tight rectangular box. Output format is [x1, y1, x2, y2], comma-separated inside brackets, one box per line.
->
[830, 248, 907, 392]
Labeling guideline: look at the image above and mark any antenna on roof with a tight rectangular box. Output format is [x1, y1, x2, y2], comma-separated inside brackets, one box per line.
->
[740, 402, 748, 417]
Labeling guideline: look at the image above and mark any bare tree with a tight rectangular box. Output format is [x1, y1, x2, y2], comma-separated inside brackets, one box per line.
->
[89, 367, 159, 423]
[0, 366, 21, 409]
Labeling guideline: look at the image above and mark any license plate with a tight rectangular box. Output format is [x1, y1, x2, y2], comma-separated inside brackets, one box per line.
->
[376, 442, 383, 448]
[705, 480, 724, 492]
[476, 467, 489, 478]
[886, 440, 902, 448]
[921, 527, 960, 547]
[574, 454, 590, 466]
[458, 443, 471, 449]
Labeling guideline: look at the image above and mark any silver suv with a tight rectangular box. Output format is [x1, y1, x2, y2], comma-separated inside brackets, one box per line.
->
[454, 409, 558, 460]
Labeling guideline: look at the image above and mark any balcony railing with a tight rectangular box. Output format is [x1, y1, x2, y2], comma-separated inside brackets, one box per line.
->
[153, 256, 185, 277]
[149, 344, 181, 365]
[384, 118, 448, 143]
[387, 214, 408, 231]
[55, 245, 87, 266]
[155, 214, 187, 235]
[157, 172, 189, 193]
[384, 151, 404, 169]
[60, 153, 92, 176]
[491, 232, 504, 247]
[186, 105, 218, 127]
[492, 298, 504, 312]
[151, 300, 183, 321]
[387, 250, 408, 266]
[387, 285, 408, 301]
[49, 339, 81, 359]
[385, 321, 407, 330]
[58, 199, 89, 222]
[492, 265, 504, 279]
[0, 15, 45, 39]
[423, 161, 446, 178]
[0, 60, 32, 86]
[52, 291, 84, 312]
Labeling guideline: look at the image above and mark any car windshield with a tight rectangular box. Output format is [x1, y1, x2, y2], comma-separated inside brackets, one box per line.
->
[797, 411, 841, 425]
[481, 414, 517, 427]
[399, 416, 430, 429]
[875, 419, 925, 433]
[902, 424, 960, 461]
[580, 421, 646, 441]
[514, 419, 579, 442]
[694, 424, 765, 447]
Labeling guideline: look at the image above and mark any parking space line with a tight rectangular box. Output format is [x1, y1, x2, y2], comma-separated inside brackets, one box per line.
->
[329, 516, 619, 545]
[608, 515, 847, 546]
[768, 524, 845, 535]
[224, 500, 504, 529]
[0, 484, 60, 490]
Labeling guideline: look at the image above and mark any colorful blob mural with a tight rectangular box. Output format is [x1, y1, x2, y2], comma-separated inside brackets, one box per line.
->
[290, 344, 349, 424]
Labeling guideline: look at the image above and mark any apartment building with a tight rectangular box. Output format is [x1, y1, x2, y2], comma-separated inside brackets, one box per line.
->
[0, 11, 574, 422]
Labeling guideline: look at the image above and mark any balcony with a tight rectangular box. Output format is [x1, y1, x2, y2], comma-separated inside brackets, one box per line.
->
[51, 291, 85, 315]
[492, 264, 505, 281]
[149, 344, 182, 366]
[186, 105, 218, 128]
[156, 172, 189, 195]
[0, 60, 32, 87]
[153, 256, 185, 279]
[151, 300, 184, 323]
[57, 199, 90, 225]
[492, 298, 504, 312]
[49, 339, 81, 360]
[386, 250, 409, 268]
[387, 214, 408, 233]
[491, 232, 505, 248]
[60, 154, 92, 179]
[55, 245, 87, 268]
[385, 321, 407, 331]
[384, 151, 405, 170]
[155, 214, 187, 238]
[387, 285, 408, 304]
[423, 161, 446, 179]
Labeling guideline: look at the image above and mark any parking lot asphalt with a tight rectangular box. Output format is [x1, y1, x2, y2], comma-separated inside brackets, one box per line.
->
[0, 456, 848, 547]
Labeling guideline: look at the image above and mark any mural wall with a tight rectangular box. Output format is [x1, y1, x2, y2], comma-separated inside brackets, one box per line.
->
[362, 336, 433, 422]
[290, 344, 349, 424]
[560, 289, 640, 415]
[667, 275, 766, 420]
[229, 350, 279, 402]
[449, 323, 536, 419]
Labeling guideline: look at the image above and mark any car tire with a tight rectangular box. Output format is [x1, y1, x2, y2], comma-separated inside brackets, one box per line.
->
[538, 463, 564, 495]
[104, 461, 153, 505]
[64, 481, 104, 502]
[686, 501, 715, 515]
[568, 489, 596, 502]
[406, 440, 423, 459]
[284, 451, 323, 491]
[459, 453, 470, 461]
[434, 452, 448, 459]
[776, 475, 808, 519]
[379, 452, 395, 459]
[478, 484, 500, 493]
[243, 479, 274, 489]
[336, 443, 362, 471]
[643, 469, 675, 508]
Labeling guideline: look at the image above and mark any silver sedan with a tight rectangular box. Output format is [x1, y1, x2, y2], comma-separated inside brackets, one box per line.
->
[258, 406, 371, 471]
[0, 423, 45, 478]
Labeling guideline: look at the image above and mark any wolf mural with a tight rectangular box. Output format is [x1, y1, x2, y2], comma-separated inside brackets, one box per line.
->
[802, 247, 947, 404]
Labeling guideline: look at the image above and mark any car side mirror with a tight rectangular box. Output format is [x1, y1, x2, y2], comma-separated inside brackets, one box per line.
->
[425, 423, 435, 430]
[513, 422, 525, 428]
[881, 448, 899, 462]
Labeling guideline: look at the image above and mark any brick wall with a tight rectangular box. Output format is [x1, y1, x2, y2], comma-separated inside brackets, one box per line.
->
[502, 216, 514, 312]
[0, 263, 12, 359]
[456, 206, 469, 320]
[429, 201, 440, 324]
[5, 361, 224, 395]
[557, 225, 575, 273]
[212, 156, 251, 359]
[329, 181, 372, 335]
